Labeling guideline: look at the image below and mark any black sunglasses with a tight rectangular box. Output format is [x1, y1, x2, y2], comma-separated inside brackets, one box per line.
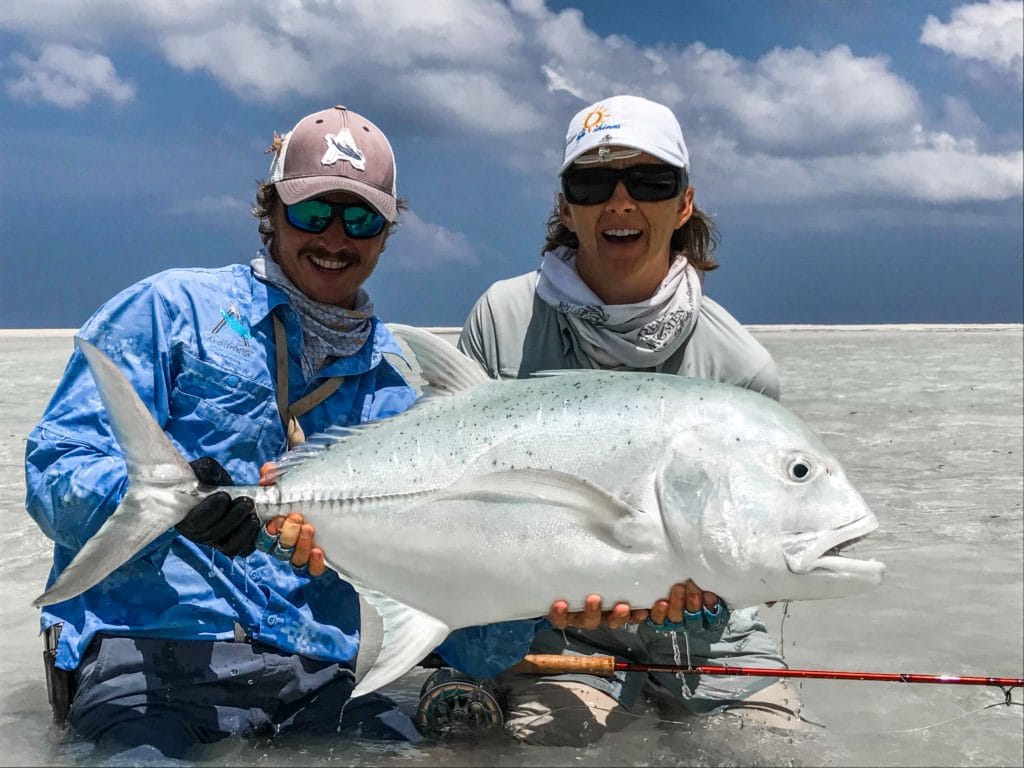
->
[284, 199, 386, 239]
[561, 164, 687, 206]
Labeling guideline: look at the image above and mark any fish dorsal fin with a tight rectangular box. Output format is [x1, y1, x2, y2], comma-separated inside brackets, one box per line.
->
[437, 469, 657, 553]
[262, 422, 385, 482]
[387, 324, 490, 396]
[352, 587, 450, 698]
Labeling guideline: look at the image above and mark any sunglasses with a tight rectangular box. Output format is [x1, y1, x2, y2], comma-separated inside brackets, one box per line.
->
[561, 164, 687, 206]
[284, 199, 387, 239]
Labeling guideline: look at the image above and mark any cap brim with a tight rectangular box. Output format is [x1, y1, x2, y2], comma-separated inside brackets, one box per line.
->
[558, 142, 685, 176]
[276, 176, 398, 222]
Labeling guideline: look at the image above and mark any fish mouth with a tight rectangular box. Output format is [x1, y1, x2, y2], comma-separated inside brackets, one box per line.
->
[780, 514, 884, 580]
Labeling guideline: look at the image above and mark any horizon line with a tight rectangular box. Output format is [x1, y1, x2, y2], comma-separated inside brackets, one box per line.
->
[1, 323, 1022, 339]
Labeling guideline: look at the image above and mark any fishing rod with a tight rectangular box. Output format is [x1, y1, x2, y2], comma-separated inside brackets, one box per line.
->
[415, 654, 1022, 735]
[509, 654, 1024, 693]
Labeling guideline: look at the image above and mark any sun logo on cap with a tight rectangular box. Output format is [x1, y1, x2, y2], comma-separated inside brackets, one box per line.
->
[582, 106, 610, 132]
[569, 105, 621, 146]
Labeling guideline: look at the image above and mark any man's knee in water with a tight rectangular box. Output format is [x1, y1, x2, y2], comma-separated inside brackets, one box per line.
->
[500, 678, 632, 747]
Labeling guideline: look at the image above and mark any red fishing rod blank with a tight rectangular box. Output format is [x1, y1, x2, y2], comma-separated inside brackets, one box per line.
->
[621, 661, 1024, 688]
[510, 654, 1024, 689]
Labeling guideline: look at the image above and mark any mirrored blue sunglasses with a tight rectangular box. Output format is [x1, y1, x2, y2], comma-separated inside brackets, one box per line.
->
[284, 199, 386, 239]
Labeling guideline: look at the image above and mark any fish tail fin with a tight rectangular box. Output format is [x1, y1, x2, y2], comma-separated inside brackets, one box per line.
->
[32, 338, 198, 608]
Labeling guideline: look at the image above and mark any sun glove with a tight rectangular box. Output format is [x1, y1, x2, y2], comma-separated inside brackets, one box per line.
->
[175, 457, 260, 557]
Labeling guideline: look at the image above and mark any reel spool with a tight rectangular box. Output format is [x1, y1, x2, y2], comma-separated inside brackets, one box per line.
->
[415, 668, 504, 738]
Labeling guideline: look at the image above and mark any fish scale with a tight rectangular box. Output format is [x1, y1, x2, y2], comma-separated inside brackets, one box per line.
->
[265, 373, 674, 502]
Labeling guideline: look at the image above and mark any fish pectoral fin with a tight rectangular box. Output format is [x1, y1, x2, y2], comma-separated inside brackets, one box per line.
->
[387, 324, 491, 396]
[440, 469, 658, 553]
[353, 587, 450, 699]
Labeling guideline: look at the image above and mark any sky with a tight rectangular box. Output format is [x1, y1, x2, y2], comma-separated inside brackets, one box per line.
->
[1, 0, 1022, 329]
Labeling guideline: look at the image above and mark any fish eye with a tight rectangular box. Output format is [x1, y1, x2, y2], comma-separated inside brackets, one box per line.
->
[785, 455, 814, 482]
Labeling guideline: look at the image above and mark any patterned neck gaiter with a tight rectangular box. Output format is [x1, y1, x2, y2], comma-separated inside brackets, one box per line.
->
[535, 245, 702, 369]
[252, 251, 374, 379]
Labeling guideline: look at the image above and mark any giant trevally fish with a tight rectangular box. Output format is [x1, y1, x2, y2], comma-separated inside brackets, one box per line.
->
[34, 326, 884, 698]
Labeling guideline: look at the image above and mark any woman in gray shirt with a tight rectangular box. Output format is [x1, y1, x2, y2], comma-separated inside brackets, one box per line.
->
[458, 95, 808, 745]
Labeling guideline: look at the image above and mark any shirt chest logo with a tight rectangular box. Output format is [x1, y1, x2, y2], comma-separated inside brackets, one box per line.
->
[208, 303, 256, 360]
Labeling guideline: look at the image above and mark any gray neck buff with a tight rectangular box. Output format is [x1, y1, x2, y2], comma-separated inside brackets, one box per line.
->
[252, 251, 374, 379]
[535, 245, 702, 369]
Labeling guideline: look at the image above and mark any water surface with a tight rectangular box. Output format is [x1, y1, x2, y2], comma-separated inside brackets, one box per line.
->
[0, 327, 1020, 767]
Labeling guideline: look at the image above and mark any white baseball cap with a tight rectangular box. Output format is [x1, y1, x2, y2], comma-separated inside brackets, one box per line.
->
[559, 95, 689, 176]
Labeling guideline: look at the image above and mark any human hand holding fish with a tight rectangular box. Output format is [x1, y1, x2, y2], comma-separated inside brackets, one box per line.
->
[176, 459, 325, 575]
[548, 580, 724, 631]
[263, 513, 326, 577]
[174, 457, 261, 557]
[548, 594, 646, 630]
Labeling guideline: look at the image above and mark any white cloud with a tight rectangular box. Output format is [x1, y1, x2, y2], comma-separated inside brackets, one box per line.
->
[526, 21, 926, 158]
[921, 0, 1024, 78]
[0, 1, 245, 46]
[542, 64, 586, 100]
[1, 0, 1020, 207]
[665, 43, 922, 156]
[5, 43, 134, 108]
[399, 70, 544, 137]
[692, 133, 1023, 205]
[938, 95, 989, 142]
[160, 21, 310, 101]
[388, 210, 480, 271]
[866, 147, 1023, 202]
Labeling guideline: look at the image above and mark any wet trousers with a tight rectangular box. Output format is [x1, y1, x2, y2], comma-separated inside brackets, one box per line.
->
[497, 674, 807, 746]
[67, 634, 419, 762]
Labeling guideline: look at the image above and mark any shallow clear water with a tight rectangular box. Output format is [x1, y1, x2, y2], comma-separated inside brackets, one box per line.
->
[1, 328, 1021, 767]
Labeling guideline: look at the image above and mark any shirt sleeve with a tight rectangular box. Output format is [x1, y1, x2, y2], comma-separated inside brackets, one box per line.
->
[747, 357, 781, 401]
[434, 618, 550, 679]
[457, 293, 500, 378]
[25, 280, 177, 556]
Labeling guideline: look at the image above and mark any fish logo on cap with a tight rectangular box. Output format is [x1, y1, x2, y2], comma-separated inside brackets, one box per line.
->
[322, 128, 366, 171]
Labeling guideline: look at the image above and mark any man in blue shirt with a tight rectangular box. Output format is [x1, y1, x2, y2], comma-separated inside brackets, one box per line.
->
[26, 105, 424, 760]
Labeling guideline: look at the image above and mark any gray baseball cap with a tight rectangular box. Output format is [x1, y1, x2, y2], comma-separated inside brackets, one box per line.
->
[267, 105, 398, 221]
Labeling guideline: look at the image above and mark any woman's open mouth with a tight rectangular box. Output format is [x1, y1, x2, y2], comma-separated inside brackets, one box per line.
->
[602, 228, 643, 244]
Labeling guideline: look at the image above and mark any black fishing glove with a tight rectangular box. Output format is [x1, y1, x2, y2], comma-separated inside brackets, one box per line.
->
[175, 457, 260, 557]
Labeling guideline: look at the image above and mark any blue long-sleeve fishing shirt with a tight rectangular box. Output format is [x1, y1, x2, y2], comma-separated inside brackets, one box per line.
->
[25, 261, 536, 676]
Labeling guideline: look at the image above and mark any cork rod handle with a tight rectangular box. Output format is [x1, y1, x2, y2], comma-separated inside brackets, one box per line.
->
[509, 654, 617, 677]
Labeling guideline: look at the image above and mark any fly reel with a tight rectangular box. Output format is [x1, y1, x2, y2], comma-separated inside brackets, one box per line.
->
[415, 668, 504, 738]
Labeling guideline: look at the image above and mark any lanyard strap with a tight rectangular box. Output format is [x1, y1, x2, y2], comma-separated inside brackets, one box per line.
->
[273, 314, 344, 448]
